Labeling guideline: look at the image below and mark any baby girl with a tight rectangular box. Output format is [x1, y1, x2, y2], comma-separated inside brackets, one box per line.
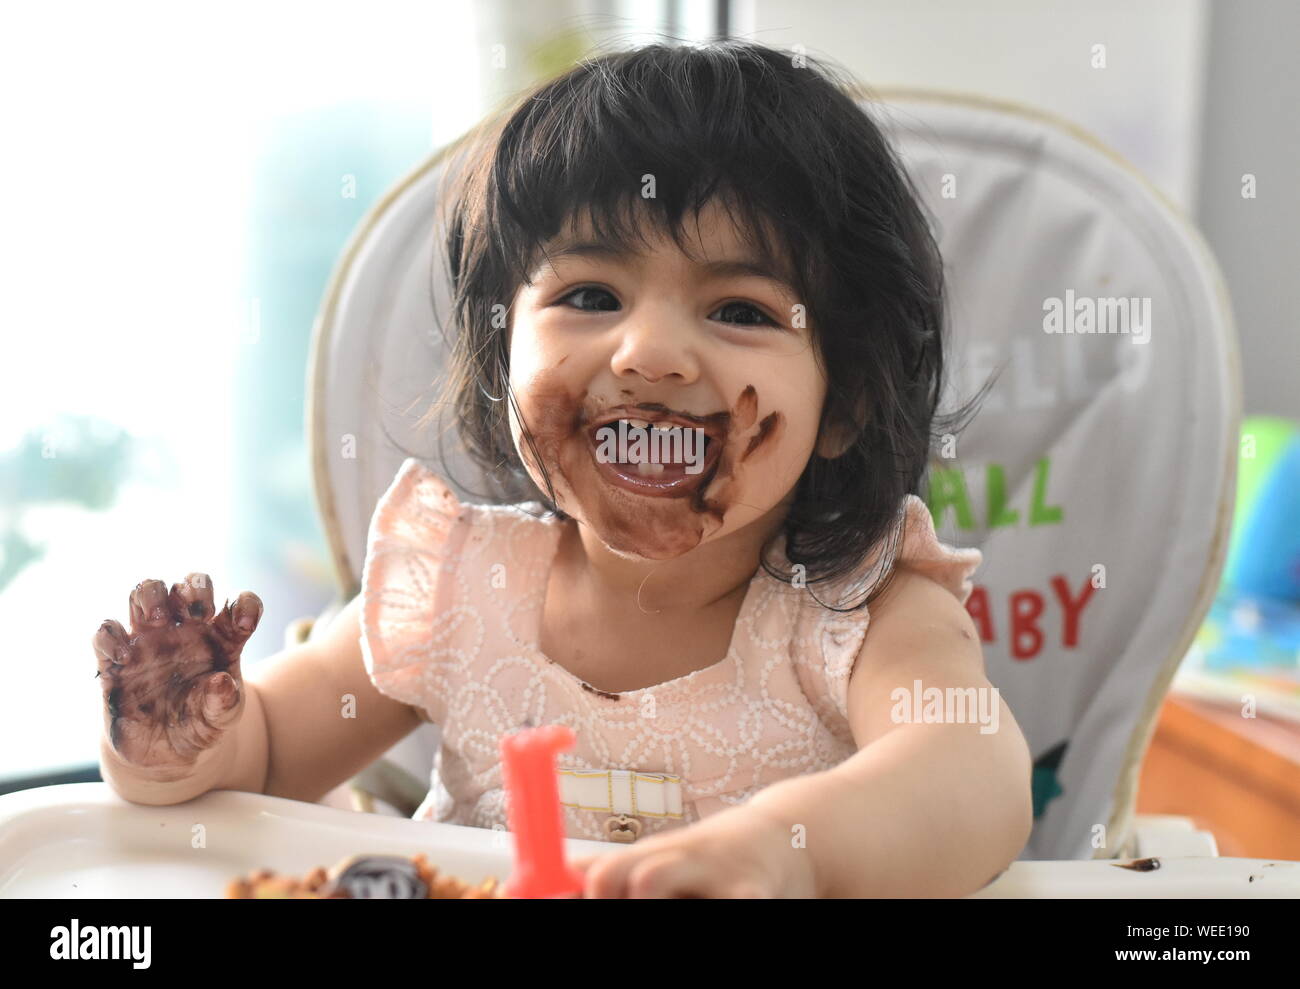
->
[93, 41, 1032, 898]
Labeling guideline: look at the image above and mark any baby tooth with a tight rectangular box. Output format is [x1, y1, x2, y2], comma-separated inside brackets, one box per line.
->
[624, 418, 651, 430]
[635, 461, 665, 477]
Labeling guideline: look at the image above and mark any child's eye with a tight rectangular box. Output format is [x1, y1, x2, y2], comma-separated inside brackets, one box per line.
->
[710, 301, 778, 328]
[558, 286, 620, 312]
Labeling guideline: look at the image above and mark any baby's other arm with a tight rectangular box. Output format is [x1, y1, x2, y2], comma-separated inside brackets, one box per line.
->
[748, 568, 1033, 897]
[239, 594, 423, 804]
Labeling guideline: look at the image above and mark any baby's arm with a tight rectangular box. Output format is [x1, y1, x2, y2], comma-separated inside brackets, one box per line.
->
[242, 594, 422, 803]
[749, 569, 1033, 898]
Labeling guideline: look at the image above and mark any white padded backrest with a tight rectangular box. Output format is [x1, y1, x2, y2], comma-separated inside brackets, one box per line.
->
[307, 145, 490, 603]
[308, 89, 1239, 858]
[872, 91, 1239, 860]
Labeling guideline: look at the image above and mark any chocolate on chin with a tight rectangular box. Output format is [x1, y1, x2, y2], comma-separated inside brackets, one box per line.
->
[224, 853, 508, 899]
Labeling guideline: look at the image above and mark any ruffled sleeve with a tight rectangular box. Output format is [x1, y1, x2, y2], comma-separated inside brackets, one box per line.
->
[895, 493, 983, 605]
[358, 457, 468, 721]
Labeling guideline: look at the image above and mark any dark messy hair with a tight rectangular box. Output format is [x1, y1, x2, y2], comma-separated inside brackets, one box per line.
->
[424, 40, 991, 612]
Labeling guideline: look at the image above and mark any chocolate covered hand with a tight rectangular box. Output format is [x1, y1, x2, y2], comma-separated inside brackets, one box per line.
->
[93, 575, 262, 776]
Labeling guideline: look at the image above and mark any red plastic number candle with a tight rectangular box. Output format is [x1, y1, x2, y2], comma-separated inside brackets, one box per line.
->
[500, 724, 585, 898]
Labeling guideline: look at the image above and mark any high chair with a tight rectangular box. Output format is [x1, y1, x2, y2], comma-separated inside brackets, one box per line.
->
[298, 85, 1297, 895]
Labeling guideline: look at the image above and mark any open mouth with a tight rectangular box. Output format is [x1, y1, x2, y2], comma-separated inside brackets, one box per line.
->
[585, 415, 723, 498]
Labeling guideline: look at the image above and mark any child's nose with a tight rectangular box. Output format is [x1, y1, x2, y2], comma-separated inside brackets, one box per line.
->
[608, 317, 700, 385]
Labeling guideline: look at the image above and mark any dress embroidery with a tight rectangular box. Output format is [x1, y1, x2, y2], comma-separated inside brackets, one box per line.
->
[359, 457, 983, 842]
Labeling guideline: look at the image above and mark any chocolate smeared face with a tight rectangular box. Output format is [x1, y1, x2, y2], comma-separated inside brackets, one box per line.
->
[506, 200, 827, 560]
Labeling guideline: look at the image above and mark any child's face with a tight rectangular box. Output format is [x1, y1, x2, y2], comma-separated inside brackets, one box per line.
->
[507, 200, 831, 561]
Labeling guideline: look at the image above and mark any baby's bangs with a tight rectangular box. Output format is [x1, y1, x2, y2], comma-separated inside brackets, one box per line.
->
[518, 192, 801, 301]
[485, 47, 832, 294]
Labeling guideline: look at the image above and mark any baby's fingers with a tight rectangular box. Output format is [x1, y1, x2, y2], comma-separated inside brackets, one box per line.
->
[170, 573, 215, 624]
[212, 591, 263, 648]
[129, 579, 174, 633]
[580, 849, 637, 899]
[198, 671, 241, 730]
[583, 848, 706, 899]
[625, 853, 714, 899]
[93, 619, 130, 677]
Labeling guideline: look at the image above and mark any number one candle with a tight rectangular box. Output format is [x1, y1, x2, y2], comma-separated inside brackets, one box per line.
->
[500, 724, 586, 899]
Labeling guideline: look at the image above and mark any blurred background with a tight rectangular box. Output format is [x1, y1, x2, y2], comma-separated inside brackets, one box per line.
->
[1, 0, 1296, 854]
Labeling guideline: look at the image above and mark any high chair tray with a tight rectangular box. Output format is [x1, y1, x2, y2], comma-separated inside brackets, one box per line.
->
[972, 858, 1299, 898]
[2, 784, 1296, 897]
[0, 783, 616, 898]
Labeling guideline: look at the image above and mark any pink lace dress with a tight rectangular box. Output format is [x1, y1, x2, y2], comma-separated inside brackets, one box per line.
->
[359, 457, 982, 843]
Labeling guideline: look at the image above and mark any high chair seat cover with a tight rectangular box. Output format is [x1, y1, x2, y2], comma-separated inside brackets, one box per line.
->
[309, 88, 1238, 860]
